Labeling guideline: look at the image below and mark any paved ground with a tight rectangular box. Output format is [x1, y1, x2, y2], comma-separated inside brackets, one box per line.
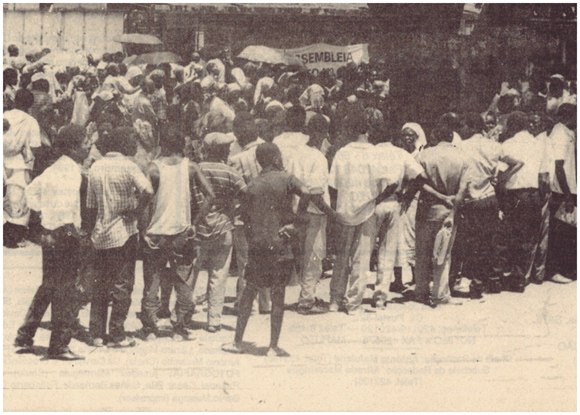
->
[3, 243, 577, 411]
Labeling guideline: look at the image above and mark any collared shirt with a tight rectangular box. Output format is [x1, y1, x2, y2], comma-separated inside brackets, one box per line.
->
[459, 133, 505, 201]
[535, 131, 556, 189]
[25, 155, 82, 231]
[228, 138, 265, 184]
[274, 132, 330, 215]
[549, 123, 576, 195]
[3, 109, 42, 171]
[196, 161, 247, 241]
[502, 130, 547, 190]
[373, 142, 424, 194]
[416, 142, 469, 221]
[241, 168, 304, 253]
[329, 141, 378, 226]
[150, 88, 167, 121]
[87, 152, 153, 250]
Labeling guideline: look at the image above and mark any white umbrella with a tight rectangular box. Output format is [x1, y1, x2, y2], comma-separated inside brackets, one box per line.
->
[237, 45, 303, 67]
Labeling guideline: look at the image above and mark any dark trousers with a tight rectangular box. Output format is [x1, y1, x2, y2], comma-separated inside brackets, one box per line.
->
[89, 235, 137, 342]
[528, 195, 551, 282]
[16, 238, 81, 354]
[546, 192, 577, 279]
[141, 234, 195, 333]
[495, 189, 542, 288]
[451, 196, 501, 293]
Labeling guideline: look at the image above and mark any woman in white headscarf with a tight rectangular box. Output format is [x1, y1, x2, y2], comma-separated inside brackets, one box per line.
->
[395, 122, 427, 290]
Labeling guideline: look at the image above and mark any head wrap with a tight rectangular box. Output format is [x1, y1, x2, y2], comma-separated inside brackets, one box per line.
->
[402, 122, 427, 153]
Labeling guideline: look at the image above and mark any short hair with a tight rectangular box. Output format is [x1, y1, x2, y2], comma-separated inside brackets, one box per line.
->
[344, 105, 368, 135]
[506, 111, 529, 134]
[101, 127, 137, 156]
[160, 127, 185, 154]
[233, 111, 257, 146]
[106, 64, 119, 78]
[8, 44, 19, 57]
[285, 105, 306, 132]
[53, 124, 86, 156]
[102, 53, 112, 63]
[118, 63, 128, 76]
[255, 142, 282, 169]
[307, 113, 330, 136]
[4, 67, 18, 85]
[14, 89, 34, 111]
[464, 112, 485, 133]
[497, 94, 518, 114]
[141, 78, 156, 95]
[32, 79, 50, 93]
[432, 124, 454, 143]
[439, 112, 461, 131]
[558, 103, 576, 124]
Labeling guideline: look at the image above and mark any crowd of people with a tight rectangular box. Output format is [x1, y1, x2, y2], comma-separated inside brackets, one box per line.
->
[3, 43, 577, 361]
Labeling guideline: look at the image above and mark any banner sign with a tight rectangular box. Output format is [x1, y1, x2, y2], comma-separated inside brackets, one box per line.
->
[276, 43, 369, 72]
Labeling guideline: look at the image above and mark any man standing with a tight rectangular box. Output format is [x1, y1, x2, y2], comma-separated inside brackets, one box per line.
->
[4, 89, 42, 247]
[14, 124, 91, 360]
[140, 128, 214, 342]
[415, 125, 470, 306]
[455, 113, 523, 297]
[328, 107, 380, 315]
[496, 111, 545, 293]
[372, 129, 426, 309]
[546, 103, 576, 283]
[228, 112, 271, 314]
[273, 106, 331, 315]
[222, 143, 333, 356]
[87, 127, 153, 348]
[192, 132, 247, 333]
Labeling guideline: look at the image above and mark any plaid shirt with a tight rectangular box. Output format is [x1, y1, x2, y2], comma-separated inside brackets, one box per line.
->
[228, 138, 265, 184]
[196, 161, 246, 241]
[87, 153, 153, 250]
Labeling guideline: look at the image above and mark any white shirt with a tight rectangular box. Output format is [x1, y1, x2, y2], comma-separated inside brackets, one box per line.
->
[550, 123, 576, 195]
[460, 134, 505, 200]
[535, 131, 555, 188]
[25, 155, 82, 231]
[373, 142, 424, 194]
[502, 131, 547, 190]
[3, 109, 41, 170]
[273, 132, 330, 215]
[329, 142, 378, 226]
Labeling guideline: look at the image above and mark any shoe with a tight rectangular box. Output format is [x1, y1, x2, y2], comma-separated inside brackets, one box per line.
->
[144, 332, 157, 342]
[453, 277, 471, 294]
[390, 281, 406, 293]
[108, 338, 137, 348]
[206, 325, 221, 333]
[374, 300, 387, 310]
[14, 342, 34, 354]
[328, 302, 340, 312]
[48, 349, 85, 361]
[91, 337, 105, 347]
[529, 277, 543, 285]
[549, 274, 574, 284]
[469, 288, 483, 300]
[297, 305, 328, 315]
[259, 310, 271, 315]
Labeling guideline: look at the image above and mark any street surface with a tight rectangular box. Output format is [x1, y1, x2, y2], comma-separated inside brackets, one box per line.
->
[3, 243, 577, 411]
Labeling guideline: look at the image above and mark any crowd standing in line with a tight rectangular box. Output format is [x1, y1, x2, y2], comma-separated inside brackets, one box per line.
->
[4, 44, 576, 361]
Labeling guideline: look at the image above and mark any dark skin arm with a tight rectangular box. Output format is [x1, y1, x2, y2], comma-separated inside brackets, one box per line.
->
[555, 160, 575, 212]
[399, 174, 429, 211]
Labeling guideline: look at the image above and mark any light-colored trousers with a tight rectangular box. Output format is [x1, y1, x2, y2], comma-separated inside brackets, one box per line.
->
[330, 214, 377, 312]
[415, 218, 457, 302]
[191, 231, 233, 326]
[233, 228, 271, 312]
[373, 200, 402, 304]
[298, 213, 327, 308]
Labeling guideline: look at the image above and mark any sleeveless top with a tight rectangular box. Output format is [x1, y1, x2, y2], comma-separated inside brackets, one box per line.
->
[147, 158, 191, 236]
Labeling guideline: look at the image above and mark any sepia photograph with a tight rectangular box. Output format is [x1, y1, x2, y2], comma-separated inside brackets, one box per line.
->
[3, 2, 577, 411]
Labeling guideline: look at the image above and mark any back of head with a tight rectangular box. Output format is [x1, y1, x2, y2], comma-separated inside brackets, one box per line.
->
[4, 67, 18, 86]
[343, 104, 368, 138]
[307, 113, 330, 137]
[497, 94, 518, 114]
[439, 112, 461, 131]
[14, 89, 34, 111]
[160, 126, 185, 155]
[32, 79, 50, 93]
[558, 103, 577, 128]
[141, 78, 156, 95]
[102, 127, 137, 156]
[255, 142, 282, 170]
[431, 124, 454, 144]
[8, 44, 19, 57]
[464, 112, 485, 137]
[285, 105, 306, 132]
[506, 111, 529, 135]
[549, 77, 566, 98]
[53, 124, 86, 157]
[233, 111, 257, 147]
[118, 63, 128, 77]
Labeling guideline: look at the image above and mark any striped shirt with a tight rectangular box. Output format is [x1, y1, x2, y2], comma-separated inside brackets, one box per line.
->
[196, 161, 246, 241]
[87, 152, 153, 250]
[228, 138, 265, 184]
